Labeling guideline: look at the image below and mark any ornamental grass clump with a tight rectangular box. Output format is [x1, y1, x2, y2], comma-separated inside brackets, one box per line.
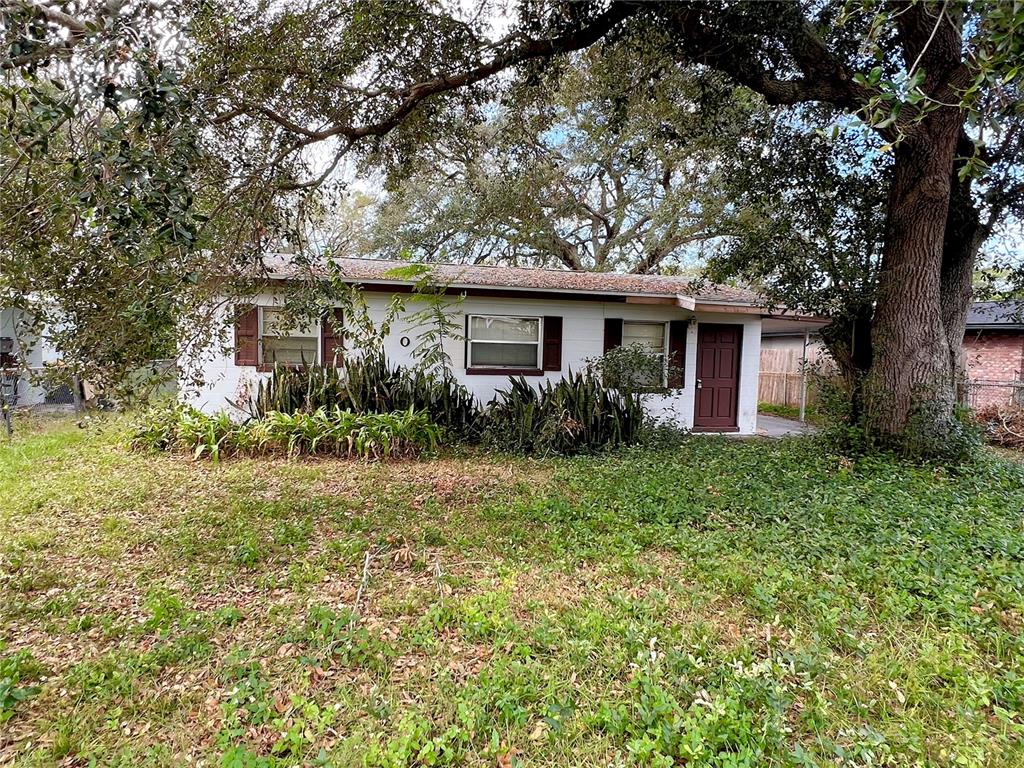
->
[130, 404, 440, 460]
[482, 372, 644, 456]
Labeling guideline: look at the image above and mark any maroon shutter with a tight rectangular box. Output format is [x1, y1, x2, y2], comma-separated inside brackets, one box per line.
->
[542, 316, 563, 371]
[668, 320, 687, 388]
[234, 305, 258, 366]
[603, 318, 623, 353]
[321, 307, 344, 367]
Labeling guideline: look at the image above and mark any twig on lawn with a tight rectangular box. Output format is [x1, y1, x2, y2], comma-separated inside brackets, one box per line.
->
[433, 556, 444, 605]
[350, 548, 374, 630]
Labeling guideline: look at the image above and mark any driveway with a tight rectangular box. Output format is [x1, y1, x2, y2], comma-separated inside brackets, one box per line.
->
[756, 414, 817, 438]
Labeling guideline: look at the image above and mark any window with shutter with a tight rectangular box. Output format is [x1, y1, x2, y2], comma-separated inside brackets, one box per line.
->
[234, 305, 259, 366]
[542, 316, 563, 371]
[261, 308, 319, 366]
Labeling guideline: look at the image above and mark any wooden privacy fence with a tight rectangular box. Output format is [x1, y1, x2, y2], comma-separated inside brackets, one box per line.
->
[758, 371, 817, 408]
[758, 344, 831, 408]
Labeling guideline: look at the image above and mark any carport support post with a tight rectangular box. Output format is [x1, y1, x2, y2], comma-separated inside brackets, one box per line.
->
[799, 330, 809, 423]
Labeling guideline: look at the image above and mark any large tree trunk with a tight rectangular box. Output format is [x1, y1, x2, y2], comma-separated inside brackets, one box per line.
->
[866, 109, 963, 441]
[941, 136, 983, 404]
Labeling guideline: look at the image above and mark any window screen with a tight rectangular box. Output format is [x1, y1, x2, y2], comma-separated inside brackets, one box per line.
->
[261, 308, 318, 366]
[467, 316, 541, 369]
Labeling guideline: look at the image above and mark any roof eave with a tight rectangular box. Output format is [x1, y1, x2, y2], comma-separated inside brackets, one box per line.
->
[268, 272, 767, 309]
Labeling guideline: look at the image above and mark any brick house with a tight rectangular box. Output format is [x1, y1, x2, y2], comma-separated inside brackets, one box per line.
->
[759, 300, 1024, 411]
[964, 300, 1024, 409]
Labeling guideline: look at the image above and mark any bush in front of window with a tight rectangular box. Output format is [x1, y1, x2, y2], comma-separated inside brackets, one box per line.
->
[248, 353, 481, 440]
[482, 372, 644, 456]
[587, 344, 679, 392]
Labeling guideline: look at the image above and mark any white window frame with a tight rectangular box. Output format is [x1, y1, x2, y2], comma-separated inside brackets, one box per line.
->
[466, 314, 543, 371]
[621, 320, 669, 388]
[259, 306, 320, 367]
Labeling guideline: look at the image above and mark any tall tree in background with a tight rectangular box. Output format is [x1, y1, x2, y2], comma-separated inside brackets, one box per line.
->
[365, 48, 749, 274]
[3, 1, 1023, 453]
[0, 0, 247, 385]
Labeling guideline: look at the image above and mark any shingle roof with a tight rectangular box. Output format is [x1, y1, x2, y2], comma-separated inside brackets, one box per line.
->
[967, 300, 1024, 329]
[267, 255, 763, 306]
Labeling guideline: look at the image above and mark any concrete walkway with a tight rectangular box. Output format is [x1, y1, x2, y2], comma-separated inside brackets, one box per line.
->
[756, 414, 817, 438]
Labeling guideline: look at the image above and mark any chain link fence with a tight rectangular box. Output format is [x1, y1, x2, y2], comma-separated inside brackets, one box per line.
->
[1, 365, 82, 408]
[967, 379, 1024, 410]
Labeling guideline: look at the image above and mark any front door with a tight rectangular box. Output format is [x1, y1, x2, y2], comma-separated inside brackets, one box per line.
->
[694, 324, 741, 431]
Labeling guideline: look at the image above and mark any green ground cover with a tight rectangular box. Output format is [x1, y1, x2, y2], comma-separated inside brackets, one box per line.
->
[1, 417, 1022, 766]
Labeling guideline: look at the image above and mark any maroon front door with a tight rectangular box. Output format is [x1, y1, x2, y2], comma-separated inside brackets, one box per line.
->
[694, 324, 741, 431]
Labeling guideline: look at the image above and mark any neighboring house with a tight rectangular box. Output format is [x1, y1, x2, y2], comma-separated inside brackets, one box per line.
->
[964, 300, 1024, 409]
[758, 299, 1024, 411]
[181, 258, 824, 434]
[0, 307, 66, 407]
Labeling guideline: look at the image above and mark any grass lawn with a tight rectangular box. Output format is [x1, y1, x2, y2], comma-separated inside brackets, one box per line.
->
[2, 417, 1023, 767]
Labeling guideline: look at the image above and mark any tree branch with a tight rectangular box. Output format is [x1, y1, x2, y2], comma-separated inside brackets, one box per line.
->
[213, 4, 637, 154]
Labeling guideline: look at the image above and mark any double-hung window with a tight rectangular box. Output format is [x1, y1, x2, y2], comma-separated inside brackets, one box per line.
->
[261, 307, 319, 366]
[467, 315, 542, 371]
[621, 321, 667, 387]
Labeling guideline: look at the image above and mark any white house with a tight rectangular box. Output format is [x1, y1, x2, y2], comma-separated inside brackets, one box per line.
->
[182, 258, 825, 434]
[0, 307, 66, 407]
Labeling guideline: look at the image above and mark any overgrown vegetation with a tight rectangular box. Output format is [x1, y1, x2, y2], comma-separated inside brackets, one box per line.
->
[132, 404, 440, 460]
[587, 344, 679, 393]
[801, 369, 983, 463]
[3, 418, 1024, 765]
[148, 358, 646, 460]
[248, 355, 480, 441]
[482, 373, 644, 456]
[976, 403, 1024, 450]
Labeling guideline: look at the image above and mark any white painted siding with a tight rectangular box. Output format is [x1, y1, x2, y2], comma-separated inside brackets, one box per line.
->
[180, 292, 762, 434]
[1, 308, 49, 406]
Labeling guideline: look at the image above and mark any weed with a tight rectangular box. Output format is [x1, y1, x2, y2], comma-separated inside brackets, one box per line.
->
[0, 647, 43, 723]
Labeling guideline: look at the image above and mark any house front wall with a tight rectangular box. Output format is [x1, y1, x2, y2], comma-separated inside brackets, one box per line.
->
[181, 291, 762, 434]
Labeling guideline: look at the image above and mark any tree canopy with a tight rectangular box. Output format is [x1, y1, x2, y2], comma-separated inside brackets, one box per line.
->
[362, 46, 752, 274]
